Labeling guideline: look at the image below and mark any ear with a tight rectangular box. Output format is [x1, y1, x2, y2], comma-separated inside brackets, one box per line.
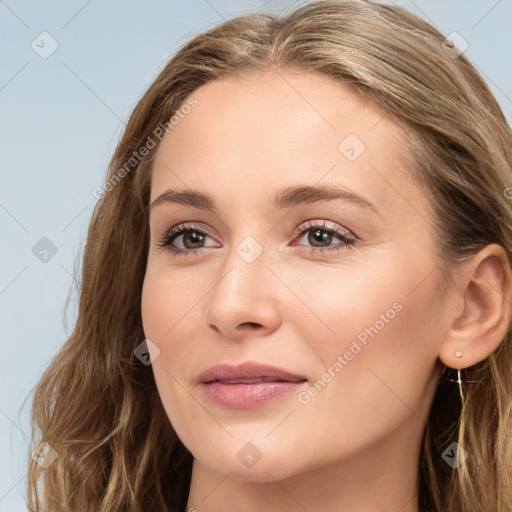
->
[439, 243, 512, 370]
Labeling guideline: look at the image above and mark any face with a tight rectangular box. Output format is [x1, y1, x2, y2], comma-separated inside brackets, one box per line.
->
[141, 69, 450, 482]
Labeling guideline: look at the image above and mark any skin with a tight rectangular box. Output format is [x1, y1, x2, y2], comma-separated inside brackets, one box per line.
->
[140, 69, 512, 512]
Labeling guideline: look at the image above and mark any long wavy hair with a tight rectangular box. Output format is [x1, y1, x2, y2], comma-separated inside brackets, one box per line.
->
[25, 1, 512, 510]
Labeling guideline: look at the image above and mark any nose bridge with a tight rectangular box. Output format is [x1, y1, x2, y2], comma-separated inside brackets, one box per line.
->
[204, 231, 281, 337]
[212, 233, 269, 305]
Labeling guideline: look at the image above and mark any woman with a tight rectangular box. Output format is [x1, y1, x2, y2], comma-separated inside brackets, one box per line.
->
[26, 1, 512, 511]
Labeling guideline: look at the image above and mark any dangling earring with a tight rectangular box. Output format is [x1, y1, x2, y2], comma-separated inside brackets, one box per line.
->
[449, 350, 464, 402]
[453, 368, 464, 402]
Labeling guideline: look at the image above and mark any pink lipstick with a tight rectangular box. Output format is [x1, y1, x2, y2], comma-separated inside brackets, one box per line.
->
[198, 361, 307, 409]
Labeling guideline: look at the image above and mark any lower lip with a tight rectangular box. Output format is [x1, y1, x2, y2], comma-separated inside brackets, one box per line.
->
[200, 381, 306, 409]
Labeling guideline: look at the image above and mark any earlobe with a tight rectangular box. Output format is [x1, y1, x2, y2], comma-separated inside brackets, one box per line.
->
[438, 243, 512, 370]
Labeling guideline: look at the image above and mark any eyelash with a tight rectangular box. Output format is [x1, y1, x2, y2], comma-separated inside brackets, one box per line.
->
[157, 220, 357, 257]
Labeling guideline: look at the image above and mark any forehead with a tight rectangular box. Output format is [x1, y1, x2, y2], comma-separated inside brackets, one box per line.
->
[150, 69, 430, 225]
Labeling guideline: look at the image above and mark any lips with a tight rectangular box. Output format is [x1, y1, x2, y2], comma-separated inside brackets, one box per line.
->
[198, 361, 308, 409]
[198, 361, 307, 384]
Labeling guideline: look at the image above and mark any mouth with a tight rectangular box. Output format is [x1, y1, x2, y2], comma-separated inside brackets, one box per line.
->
[206, 376, 307, 384]
[200, 380, 307, 409]
[198, 361, 308, 409]
[198, 361, 307, 384]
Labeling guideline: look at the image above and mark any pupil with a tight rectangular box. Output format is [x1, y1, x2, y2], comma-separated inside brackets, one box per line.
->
[310, 229, 331, 246]
[185, 232, 203, 247]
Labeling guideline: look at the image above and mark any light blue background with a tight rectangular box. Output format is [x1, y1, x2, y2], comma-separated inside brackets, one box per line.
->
[1, 1, 511, 510]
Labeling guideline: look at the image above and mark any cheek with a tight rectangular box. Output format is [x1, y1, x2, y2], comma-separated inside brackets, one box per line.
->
[141, 268, 200, 343]
[313, 251, 441, 356]
[140, 266, 209, 381]
[304, 260, 441, 410]
[295, 264, 405, 361]
[140, 272, 201, 433]
[308, 267, 441, 424]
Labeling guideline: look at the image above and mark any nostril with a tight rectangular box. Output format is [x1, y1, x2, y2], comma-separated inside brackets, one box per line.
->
[237, 322, 260, 330]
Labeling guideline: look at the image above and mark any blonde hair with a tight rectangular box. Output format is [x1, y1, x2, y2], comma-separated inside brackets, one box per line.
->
[26, 1, 512, 510]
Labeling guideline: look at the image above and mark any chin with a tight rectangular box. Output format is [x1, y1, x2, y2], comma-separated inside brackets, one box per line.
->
[199, 453, 298, 483]
[188, 433, 314, 484]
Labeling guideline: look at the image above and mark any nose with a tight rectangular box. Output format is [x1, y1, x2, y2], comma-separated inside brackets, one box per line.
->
[204, 243, 282, 341]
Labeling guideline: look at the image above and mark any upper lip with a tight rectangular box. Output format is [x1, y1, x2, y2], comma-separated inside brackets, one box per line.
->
[198, 361, 307, 384]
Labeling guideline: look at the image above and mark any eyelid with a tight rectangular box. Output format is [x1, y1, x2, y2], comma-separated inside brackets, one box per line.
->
[291, 219, 354, 240]
[174, 221, 216, 237]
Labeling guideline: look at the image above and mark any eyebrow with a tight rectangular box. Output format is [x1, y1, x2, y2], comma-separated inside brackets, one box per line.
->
[149, 184, 380, 216]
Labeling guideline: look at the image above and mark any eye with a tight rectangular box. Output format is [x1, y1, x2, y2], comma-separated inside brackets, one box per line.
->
[157, 222, 217, 257]
[291, 220, 356, 254]
[157, 220, 357, 257]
